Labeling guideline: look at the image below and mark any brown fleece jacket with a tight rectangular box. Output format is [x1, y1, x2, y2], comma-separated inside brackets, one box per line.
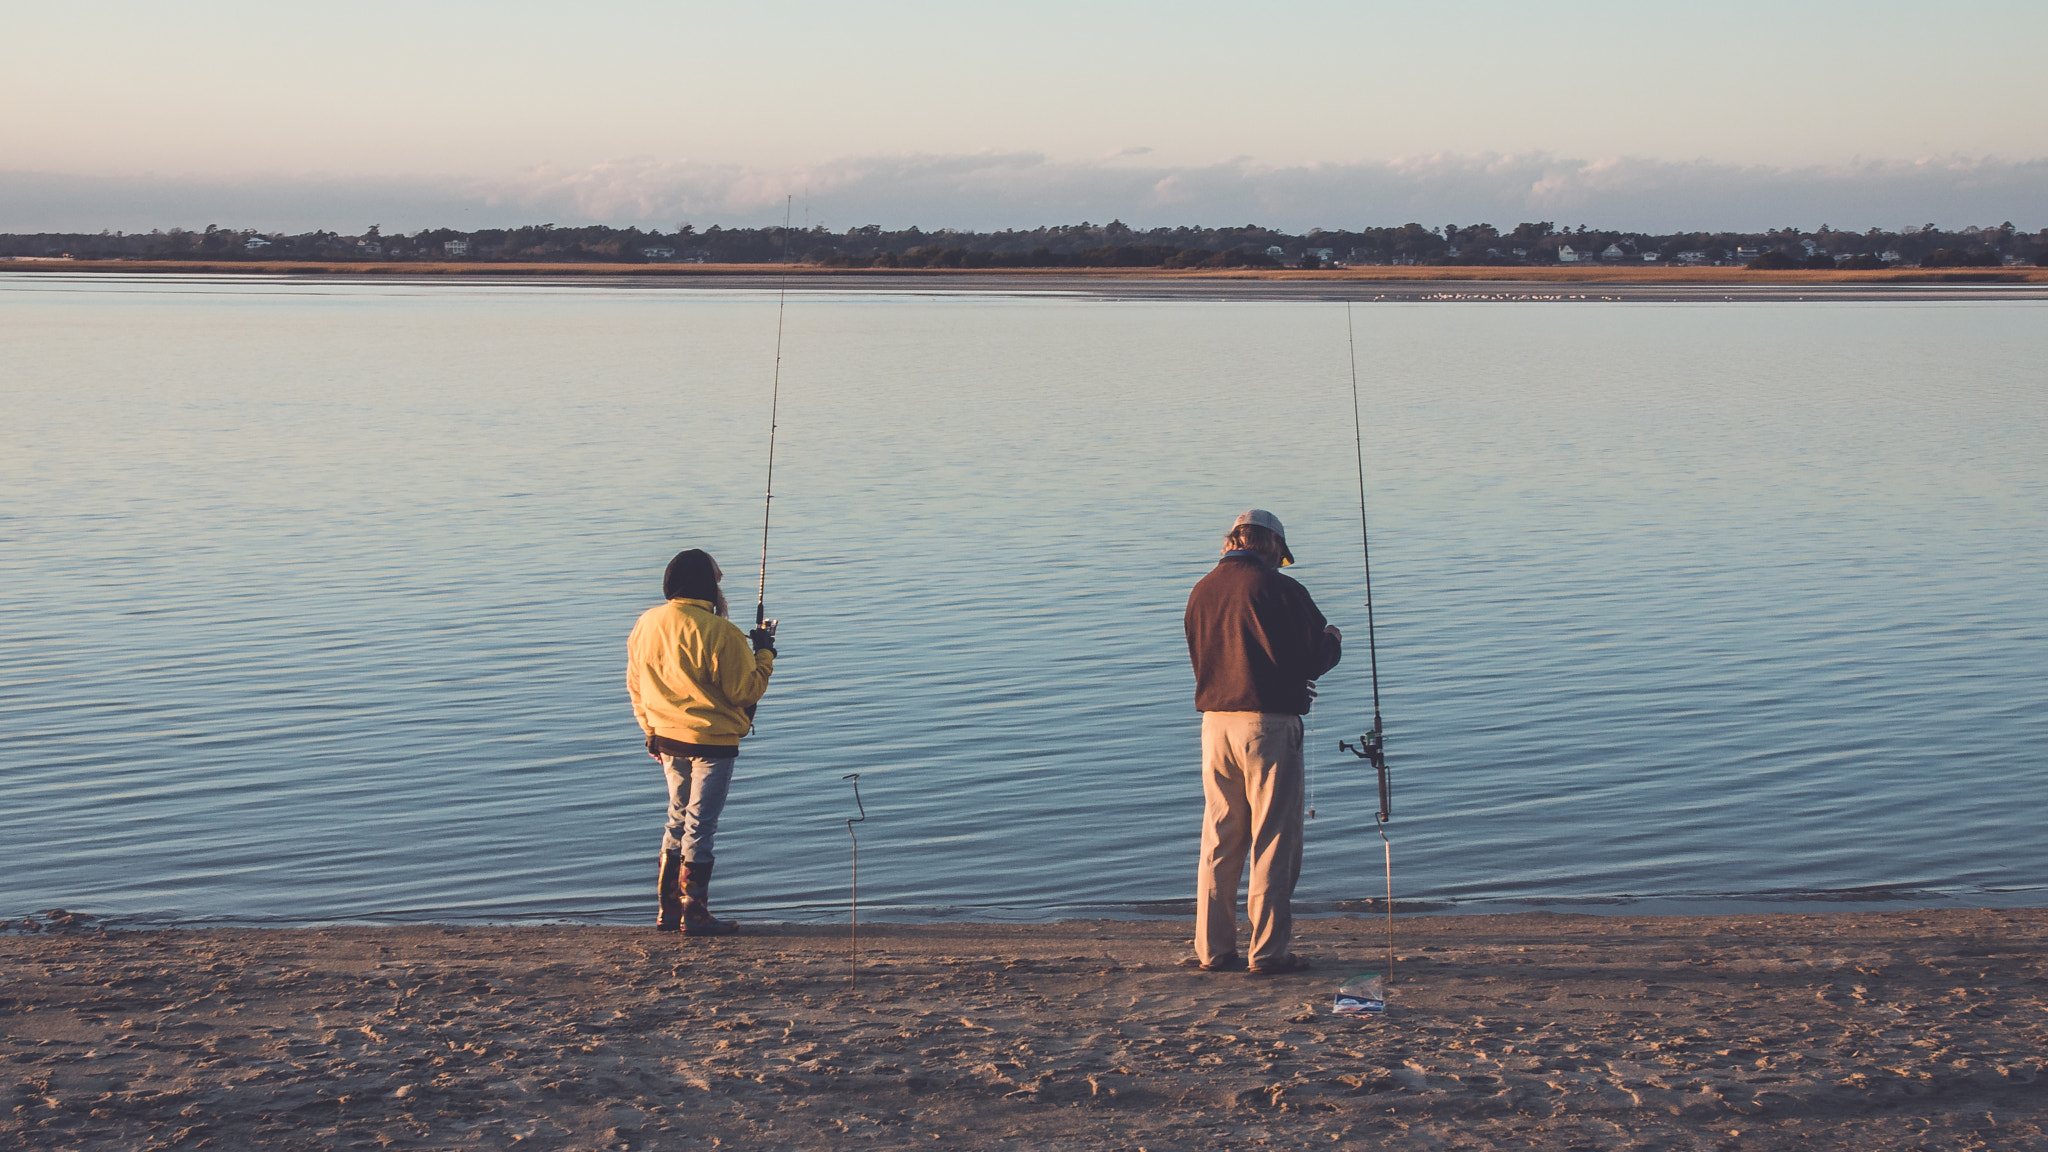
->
[1184, 553, 1342, 714]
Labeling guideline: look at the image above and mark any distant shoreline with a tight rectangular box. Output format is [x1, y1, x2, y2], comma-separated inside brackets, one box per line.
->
[10, 259, 2047, 303]
[6, 257, 2045, 287]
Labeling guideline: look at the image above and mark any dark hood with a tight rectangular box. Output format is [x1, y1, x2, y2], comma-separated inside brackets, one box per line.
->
[662, 549, 720, 603]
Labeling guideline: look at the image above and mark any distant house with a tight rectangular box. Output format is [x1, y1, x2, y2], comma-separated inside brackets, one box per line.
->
[1600, 243, 1627, 261]
[1734, 246, 1762, 261]
[1304, 247, 1335, 263]
[1642, 252, 1660, 262]
[1265, 246, 1286, 259]
[1557, 244, 1581, 263]
[358, 240, 382, 255]
[642, 245, 676, 259]
[1800, 239, 1820, 256]
[443, 239, 470, 257]
[1675, 250, 1708, 265]
[245, 236, 270, 251]
[1880, 250, 1904, 264]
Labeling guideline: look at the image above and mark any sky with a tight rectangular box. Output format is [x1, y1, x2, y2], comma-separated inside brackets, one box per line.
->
[4, 0, 2045, 234]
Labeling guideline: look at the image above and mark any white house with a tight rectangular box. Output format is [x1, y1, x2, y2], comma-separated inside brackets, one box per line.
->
[1600, 243, 1627, 261]
[642, 245, 676, 259]
[1557, 244, 1581, 263]
[245, 236, 270, 251]
[443, 239, 470, 257]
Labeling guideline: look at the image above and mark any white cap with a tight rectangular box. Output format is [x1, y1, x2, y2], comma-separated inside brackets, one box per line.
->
[1230, 508, 1295, 566]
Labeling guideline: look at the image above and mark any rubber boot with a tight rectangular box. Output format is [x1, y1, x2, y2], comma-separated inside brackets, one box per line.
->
[680, 860, 738, 936]
[655, 849, 684, 932]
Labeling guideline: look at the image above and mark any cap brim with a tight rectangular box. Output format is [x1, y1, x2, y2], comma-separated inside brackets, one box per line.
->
[1279, 544, 1296, 567]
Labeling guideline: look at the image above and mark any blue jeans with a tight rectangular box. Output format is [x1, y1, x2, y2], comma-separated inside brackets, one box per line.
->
[661, 754, 734, 863]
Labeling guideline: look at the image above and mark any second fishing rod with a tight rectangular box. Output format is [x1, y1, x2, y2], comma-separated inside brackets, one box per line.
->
[1336, 303, 1389, 822]
[751, 197, 794, 660]
[1333, 302, 1397, 992]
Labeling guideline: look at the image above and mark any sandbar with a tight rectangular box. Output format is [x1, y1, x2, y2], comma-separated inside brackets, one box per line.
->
[6, 260, 2048, 306]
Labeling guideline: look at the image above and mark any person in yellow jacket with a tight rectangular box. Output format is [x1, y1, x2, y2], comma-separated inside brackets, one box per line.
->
[627, 548, 776, 935]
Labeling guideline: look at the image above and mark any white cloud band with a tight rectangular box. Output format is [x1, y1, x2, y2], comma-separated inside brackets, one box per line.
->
[6, 153, 2043, 236]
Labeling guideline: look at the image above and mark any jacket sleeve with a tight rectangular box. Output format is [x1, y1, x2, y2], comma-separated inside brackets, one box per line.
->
[1294, 583, 1342, 681]
[626, 621, 651, 734]
[710, 623, 776, 710]
[1309, 625, 1342, 681]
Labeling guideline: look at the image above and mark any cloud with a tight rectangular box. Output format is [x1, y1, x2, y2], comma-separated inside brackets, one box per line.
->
[6, 153, 2045, 235]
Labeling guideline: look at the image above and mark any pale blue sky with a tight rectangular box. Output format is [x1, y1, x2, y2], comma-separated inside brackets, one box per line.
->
[4, 1, 2044, 231]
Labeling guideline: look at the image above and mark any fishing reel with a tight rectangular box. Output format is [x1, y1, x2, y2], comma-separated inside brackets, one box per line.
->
[1339, 724, 1391, 822]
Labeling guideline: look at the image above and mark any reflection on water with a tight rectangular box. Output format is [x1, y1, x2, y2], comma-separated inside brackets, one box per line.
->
[3, 274, 2045, 924]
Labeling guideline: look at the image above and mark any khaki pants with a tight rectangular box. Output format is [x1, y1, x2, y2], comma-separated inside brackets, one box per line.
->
[1197, 711, 1305, 968]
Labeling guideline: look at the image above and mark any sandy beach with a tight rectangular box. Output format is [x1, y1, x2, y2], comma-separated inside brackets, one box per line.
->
[5, 908, 2043, 1150]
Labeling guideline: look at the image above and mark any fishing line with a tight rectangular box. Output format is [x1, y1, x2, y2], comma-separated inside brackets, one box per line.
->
[1377, 820, 1394, 983]
[1337, 301, 1395, 990]
[754, 195, 794, 632]
[842, 773, 866, 988]
[1305, 703, 1319, 820]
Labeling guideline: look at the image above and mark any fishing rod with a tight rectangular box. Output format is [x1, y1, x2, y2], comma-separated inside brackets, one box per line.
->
[1336, 303, 1389, 819]
[1335, 302, 1395, 986]
[754, 195, 794, 636]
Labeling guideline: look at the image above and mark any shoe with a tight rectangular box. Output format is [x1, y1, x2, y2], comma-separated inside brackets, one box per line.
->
[1178, 953, 1246, 972]
[655, 849, 684, 932]
[680, 860, 738, 937]
[1248, 954, 1312, 975]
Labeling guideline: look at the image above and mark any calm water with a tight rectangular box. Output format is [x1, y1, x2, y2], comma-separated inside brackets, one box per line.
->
[4, 273, 2045, 926]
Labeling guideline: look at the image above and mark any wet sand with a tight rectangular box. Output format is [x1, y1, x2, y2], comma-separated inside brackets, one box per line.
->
[5, 908, 2044, 1150]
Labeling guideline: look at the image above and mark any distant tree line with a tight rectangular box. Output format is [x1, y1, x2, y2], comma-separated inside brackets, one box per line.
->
[4, 218, 2045, 269]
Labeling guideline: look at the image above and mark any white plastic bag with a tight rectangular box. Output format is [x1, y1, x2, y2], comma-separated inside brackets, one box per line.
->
[1332, 971, 1387, 1016]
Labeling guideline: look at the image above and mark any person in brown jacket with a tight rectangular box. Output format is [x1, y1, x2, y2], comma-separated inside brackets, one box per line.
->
[1183, 510, 1342, 974]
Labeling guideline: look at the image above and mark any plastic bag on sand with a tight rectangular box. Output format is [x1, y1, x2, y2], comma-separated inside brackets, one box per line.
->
[1332, 971, 1387, 1016]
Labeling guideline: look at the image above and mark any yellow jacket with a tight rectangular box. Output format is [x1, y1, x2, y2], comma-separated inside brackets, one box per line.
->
[626, 598, 776, 748]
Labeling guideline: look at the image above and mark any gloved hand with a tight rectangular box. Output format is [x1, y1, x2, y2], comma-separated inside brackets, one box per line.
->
[749, 623, 778, 655]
